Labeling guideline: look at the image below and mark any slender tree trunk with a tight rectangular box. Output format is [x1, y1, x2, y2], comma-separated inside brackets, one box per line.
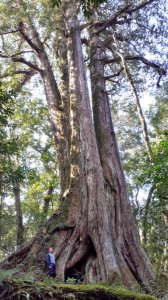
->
[142, 185, 155, 246]
[113, 33, 152, 161]
[43, 186, 53, 218]
[13, 182, 24, 247]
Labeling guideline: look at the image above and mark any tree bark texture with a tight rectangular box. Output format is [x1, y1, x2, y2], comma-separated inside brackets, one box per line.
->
[2, 2, 156, 294]
[89, 27, 155, 291]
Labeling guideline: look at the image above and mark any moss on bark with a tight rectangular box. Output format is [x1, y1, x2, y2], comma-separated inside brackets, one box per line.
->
[0, 280, 158, 300]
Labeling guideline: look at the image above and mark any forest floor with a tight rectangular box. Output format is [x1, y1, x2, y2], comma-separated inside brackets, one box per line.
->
[0, 278, 159, 300]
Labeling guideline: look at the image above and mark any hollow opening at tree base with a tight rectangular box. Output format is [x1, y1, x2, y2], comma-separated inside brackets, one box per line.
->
[65, 238, 97, 283]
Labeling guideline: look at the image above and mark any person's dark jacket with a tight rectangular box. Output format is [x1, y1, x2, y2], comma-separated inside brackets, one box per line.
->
[45, 253, 56, 268]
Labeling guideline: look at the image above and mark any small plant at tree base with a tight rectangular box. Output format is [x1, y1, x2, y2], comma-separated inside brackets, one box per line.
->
[66, 277, 78, 285]
[0, 269, 17, 284]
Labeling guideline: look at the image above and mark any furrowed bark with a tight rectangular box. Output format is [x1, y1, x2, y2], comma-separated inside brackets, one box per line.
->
[89, 24, 156, 292]
[65, 3, 120, 281]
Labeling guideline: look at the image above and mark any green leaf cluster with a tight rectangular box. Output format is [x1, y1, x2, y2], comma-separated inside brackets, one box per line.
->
[51, 0, 107, 17]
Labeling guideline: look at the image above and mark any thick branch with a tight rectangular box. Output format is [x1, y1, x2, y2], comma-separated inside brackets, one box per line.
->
[94, 0, 156, 34]
[104, 55, 166, 74]
[12, 57, 42, 72]
[104, 55, 166, 84]
[18, 22, 42, 53]
[94, 5, 131, 34]
[19, 22, 43, 53]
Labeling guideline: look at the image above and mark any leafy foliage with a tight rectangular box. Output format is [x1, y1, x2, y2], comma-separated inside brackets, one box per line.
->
[0, 84, 60, 258]
[0, 269, 17, 284]
[80, 0, 107, 17]
[0, 84, 14, 126]
[51, 0, 107, 16]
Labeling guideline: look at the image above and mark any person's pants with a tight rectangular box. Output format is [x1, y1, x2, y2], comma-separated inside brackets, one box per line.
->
[48, 264, 56, 278]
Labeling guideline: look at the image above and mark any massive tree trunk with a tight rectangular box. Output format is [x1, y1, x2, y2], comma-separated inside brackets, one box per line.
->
[89, 27, 155, 291]
[2, 2, 156, 294]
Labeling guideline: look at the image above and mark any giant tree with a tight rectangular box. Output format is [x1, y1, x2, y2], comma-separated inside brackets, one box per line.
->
[0, 0, 167, 293]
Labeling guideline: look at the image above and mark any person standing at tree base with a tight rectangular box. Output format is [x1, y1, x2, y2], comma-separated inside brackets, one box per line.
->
[46, 246, 56, 278]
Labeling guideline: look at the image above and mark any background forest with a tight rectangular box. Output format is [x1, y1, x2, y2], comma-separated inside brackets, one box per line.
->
[0, 0, 168, 293]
